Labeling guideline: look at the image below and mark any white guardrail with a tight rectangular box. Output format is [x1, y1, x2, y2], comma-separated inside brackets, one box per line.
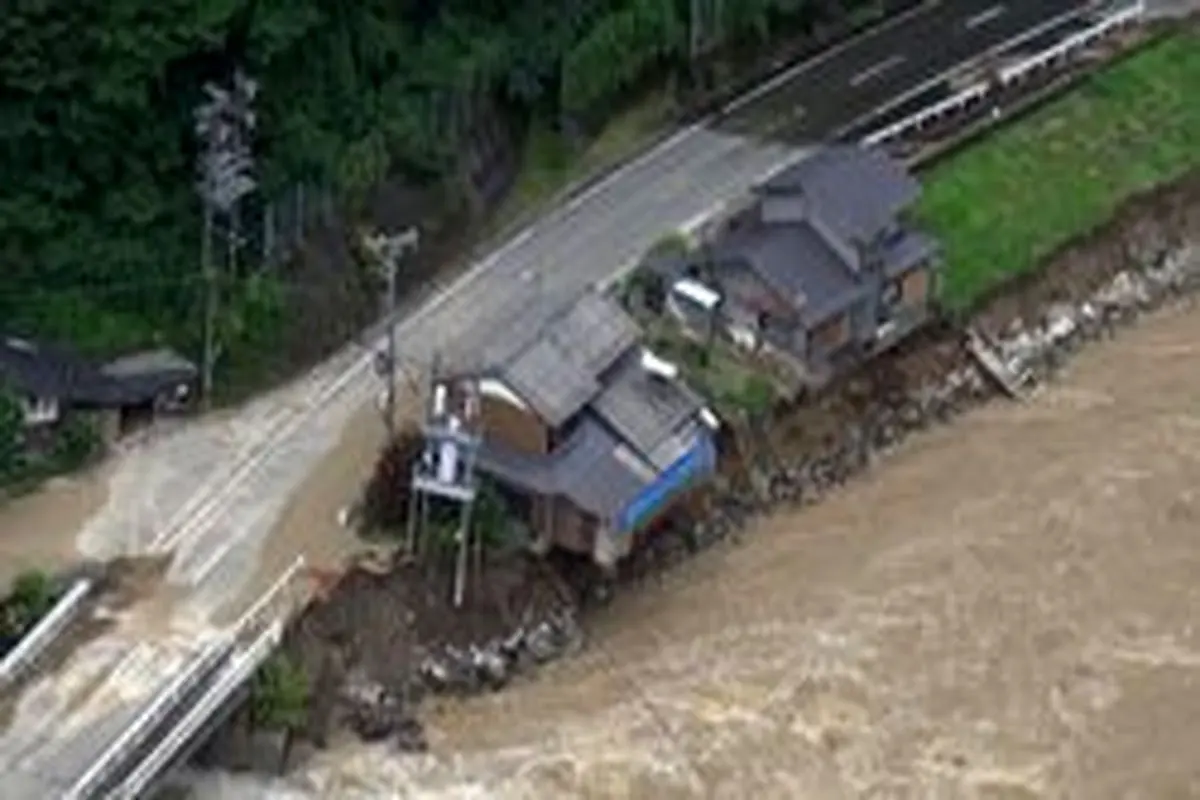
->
[0, 578, 94, 689]
[111, 620, 287, 800]
[61, 557, 308, 800]
[63, 634, 238, 800]
[862, 0, 1147, 147]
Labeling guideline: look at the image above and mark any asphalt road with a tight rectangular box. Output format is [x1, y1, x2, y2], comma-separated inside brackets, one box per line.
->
[0, 1, 1095, 796]
[405, 0, 1089, 371]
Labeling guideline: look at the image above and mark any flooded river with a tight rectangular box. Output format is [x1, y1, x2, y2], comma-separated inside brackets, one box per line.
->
[186, 304, 1200, 798]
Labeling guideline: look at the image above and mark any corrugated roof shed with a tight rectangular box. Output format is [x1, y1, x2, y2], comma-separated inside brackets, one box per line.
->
[1, 337, 118, 404]
[502, 337, 600, 427]
[591, 349, 703, 469]
[545, 291, 641, 376]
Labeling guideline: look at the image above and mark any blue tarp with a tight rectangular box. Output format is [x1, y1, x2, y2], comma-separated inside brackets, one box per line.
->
[614, 433, 716, 534]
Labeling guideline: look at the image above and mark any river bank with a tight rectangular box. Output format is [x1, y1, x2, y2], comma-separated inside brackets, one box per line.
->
[190, 159, 1200, 782]
[183, 168, 1200, 798]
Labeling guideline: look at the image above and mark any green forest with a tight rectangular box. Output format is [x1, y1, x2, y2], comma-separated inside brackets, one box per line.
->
[1, 0, 882, 393]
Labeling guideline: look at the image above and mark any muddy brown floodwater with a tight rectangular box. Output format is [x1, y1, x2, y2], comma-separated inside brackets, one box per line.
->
[197, 299, 1200, 799]
[0, 466, 109, 593]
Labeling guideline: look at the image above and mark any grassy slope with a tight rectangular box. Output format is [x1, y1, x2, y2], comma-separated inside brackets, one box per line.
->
[916, 29, 1200, 311]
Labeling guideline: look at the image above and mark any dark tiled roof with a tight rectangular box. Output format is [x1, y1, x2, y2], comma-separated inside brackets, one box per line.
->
[880, 229, 938, 278]
[475, 414, 654, 521]
[0, 337, 196, 407]
[759, 145, 919, 246]
[715, 222, 860, 325]
[0, 337, 117, 404]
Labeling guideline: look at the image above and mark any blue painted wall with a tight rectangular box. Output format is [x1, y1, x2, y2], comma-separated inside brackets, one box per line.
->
[615, 433, 717, 534]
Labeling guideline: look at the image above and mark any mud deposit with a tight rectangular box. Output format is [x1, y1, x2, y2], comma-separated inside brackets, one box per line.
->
[184, 173, 1200, 798]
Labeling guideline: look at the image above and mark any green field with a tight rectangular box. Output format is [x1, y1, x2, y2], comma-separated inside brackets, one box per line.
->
[915, 29, 1200, 311]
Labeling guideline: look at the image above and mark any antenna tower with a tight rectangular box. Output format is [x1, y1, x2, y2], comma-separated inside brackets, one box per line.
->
[406, 352, 485, 607]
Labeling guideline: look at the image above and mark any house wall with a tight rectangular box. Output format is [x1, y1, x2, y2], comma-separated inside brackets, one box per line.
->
[811, 311, 851, 352]
[479, 391, 549, 455]
[19, 395, 60, 426]
[900, 265, 931, 305]
[553, 500, 597, 556]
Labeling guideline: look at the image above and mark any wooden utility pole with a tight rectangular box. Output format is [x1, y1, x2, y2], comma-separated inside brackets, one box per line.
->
[200, 204, 216, 406]
[365, 227, 420, 440]
[194, 69, 257, 407]
[382, 250, 399, 440]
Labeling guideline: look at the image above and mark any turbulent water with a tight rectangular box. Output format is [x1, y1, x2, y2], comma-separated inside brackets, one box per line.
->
[180, 304, 1200, 798]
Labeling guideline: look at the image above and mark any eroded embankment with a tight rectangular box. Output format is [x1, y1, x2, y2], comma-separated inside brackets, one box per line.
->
[196, 169, 1200, 779]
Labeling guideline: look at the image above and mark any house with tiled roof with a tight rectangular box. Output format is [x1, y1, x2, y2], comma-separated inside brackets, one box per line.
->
[0, 335, 197, 440]
[665, 144, 941, 391]
[417, 291, 719, 568]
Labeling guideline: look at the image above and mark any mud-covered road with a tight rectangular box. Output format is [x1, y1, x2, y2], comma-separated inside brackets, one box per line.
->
[190, 294, 1200, 799]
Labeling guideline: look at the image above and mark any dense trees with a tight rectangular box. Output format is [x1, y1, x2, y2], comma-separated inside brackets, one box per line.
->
[1, 0, 879, 388]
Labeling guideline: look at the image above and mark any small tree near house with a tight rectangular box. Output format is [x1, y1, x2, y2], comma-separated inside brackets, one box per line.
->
[251, 652, 311, 732]
[0, 387, 22, 482]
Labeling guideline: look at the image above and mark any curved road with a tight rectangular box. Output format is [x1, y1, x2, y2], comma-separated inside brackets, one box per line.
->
[0, 1, 1090, 796]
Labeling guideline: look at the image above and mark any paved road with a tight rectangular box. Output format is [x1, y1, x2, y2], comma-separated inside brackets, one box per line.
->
[409, 0, 1088, 370]
[0, 1, 1092, 796]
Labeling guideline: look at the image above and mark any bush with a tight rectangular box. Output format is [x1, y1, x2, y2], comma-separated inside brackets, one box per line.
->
[0, 569, 58, 640]
[251, 653, 310, 731]
[51, 416, 100, 472]
[359, 429, 424, 534]
[734, 375, 777, 419]
[0, 389, 22, 483]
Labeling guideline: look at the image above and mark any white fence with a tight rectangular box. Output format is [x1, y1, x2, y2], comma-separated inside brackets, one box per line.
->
[0, 578, 94, 688]
[64, 634, 237, 800]
[110, 620, 286, 800]
[862, 1, 1146, 147]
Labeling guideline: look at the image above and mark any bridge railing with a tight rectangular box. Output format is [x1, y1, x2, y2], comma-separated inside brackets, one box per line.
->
[0, 578, 94, 690]
[62, 633, 237, 800]
[110, 619, 287, 800]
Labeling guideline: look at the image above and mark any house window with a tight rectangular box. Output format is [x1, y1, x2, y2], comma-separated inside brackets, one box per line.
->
[21, 395, 60, 425]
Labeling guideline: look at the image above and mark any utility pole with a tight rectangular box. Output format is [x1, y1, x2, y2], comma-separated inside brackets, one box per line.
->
[194, 69, 258, 407]
[365, 227, 420, 440]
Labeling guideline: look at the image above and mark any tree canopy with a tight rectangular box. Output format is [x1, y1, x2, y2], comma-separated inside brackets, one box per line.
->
[0, 0, 874, 387]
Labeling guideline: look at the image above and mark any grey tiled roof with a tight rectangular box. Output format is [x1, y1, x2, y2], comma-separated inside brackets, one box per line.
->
[546, 291, 641, 376]
[0, 336, 193, 407]
[880, 229, 938, 278]
[551, 417, 655, 521]
[502, 337, 600, 428]
[591, 349, 704, 470]
[714, 222, 860, 325]
[475, 413, 655, 521]
[759, 145, 919, 247]
[457, 292, 641, 427]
